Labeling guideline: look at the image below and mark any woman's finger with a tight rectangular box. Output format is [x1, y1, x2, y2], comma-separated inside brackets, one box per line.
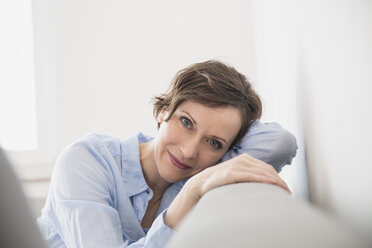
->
[229, 161, 291, 193]
[241, 170, 290, 193]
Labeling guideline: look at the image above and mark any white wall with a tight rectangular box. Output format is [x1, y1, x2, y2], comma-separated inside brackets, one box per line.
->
[297, 0, 372, 243]
[250, 0, 308, 199]
[249, 0, 372, 243]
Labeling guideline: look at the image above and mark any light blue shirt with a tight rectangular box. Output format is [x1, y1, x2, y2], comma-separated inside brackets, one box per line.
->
[37, 121, 297, 248]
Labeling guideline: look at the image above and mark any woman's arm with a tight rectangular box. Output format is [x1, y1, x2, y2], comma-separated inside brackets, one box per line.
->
[164, 153, 290, 229]
[222, 121, 298, 172]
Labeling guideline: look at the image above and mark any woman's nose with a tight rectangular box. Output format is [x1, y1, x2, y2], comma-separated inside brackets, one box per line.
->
[179, 136, 199, 160]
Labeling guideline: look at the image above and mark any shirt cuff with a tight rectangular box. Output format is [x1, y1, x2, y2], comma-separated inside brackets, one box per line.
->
[144, 209, 175, 247]
[221, 121, 298, 173]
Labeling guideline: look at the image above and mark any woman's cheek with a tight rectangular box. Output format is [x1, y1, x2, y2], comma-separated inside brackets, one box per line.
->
[203, 150, 224, 169]
[197, 151, 217, 170]
[161, 125, 174, 144]
[166, 120, 185, 142]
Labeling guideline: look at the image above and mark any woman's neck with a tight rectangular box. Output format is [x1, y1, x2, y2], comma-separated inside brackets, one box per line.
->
[139, 140, 170, 196]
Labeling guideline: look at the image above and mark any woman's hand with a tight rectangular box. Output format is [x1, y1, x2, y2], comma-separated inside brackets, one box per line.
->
[164, 153, 290, 229]
[194, 153, 291, 196]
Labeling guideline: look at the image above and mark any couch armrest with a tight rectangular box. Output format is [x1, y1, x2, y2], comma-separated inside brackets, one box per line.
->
[166, 183, 367, 248]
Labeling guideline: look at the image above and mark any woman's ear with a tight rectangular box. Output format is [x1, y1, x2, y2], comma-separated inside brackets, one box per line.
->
[157, 106, 169, 123]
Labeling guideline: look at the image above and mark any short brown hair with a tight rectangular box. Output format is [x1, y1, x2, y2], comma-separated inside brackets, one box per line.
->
[153, 60, 262, 147]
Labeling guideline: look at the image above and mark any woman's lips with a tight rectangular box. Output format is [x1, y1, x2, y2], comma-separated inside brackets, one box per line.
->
[168, 151, 192, 170]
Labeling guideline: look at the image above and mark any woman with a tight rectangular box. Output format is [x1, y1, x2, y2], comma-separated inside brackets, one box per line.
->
[37, 60, 297, 247]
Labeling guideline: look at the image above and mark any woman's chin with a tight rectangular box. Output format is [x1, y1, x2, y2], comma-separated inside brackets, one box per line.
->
[160, 173, 183, 183]
[159, 167, 187, 183]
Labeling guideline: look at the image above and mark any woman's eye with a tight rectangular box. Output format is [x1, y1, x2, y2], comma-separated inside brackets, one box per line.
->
[209, 139, 221, 149]
[181, 117, 192, 128]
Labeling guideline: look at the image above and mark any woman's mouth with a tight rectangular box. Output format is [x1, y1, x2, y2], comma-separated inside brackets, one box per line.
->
[168, 151, 192, 170]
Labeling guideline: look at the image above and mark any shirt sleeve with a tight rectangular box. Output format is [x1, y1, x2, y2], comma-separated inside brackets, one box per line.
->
[41, 144, 174, 248]
[128, 210, 175, 248]
[221, 120, 298, 172]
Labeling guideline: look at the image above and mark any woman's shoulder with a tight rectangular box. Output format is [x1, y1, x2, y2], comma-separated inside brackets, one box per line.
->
[48, 134, 126, 206]
[53, 133, 123, 179]
[71, 133, 122, 156]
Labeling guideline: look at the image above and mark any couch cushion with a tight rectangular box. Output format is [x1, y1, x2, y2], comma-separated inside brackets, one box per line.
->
[166, 183, 367, 248]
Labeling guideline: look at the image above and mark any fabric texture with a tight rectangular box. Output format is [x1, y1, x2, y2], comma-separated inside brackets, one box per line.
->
[37, 121, 297, 247]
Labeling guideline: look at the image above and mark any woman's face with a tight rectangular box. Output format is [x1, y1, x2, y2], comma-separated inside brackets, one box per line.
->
[154, 100, 242, 183]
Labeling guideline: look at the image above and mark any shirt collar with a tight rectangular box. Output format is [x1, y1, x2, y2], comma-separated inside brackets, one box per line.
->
[120, 132, 153, 197]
